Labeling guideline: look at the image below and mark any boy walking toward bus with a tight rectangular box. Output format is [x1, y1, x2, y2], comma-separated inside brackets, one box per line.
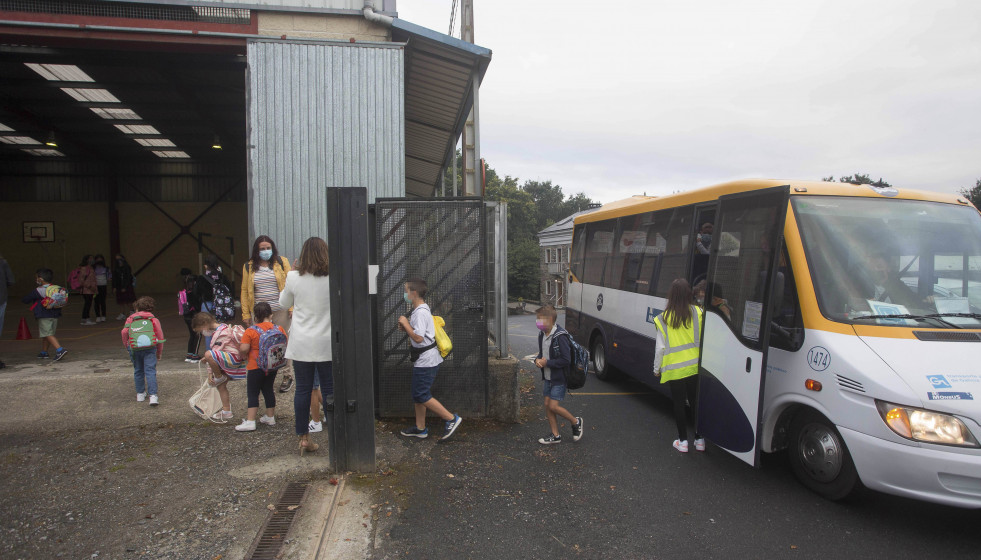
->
[397, 278, 462, 441]
[22, 268, 68, 361]
[121, 296, 165, 405]
[535, 305, 583, 444]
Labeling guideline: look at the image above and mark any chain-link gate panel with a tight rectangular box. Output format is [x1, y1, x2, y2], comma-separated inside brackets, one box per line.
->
[375, 200, 487, 417]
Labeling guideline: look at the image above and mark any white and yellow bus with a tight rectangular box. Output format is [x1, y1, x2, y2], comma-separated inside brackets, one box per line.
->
[566, 179, 981, 507]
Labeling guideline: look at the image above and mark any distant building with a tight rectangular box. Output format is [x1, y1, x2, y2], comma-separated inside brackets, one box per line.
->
[536, 205, 600, 307]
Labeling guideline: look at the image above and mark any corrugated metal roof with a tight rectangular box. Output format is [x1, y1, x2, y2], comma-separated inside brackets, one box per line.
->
[392, 18, 491, 197]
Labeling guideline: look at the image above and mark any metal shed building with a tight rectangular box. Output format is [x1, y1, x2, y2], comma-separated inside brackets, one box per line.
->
[0, 0, 491, 296]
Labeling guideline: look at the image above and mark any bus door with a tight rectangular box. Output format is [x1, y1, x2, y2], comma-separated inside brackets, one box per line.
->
[696, 186, 790, 466]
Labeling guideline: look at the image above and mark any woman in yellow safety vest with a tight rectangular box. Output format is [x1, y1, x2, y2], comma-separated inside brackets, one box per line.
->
[652, 278, 705, 453]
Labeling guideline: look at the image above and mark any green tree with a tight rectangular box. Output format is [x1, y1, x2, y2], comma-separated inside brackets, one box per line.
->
[960, 178, 981, 207]
[507, 238, 541, 300]
[822, 173, 891, 187]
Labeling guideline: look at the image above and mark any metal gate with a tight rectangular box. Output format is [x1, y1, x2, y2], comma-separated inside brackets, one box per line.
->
[374, 199, 488, 417]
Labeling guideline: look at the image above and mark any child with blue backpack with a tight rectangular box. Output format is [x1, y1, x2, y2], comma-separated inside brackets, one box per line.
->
[235, 302, 288, 432]
[534, 305, 583, 445]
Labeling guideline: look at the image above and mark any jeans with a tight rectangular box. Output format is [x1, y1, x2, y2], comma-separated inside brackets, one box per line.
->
[293, 361, 333, 435]
[94, 285, 107, 318]
[132, 349, 158, 396]
[411, 365, 439, 403]
[201, 301, 214, 349]
[669, 375, 700, 442]
[82, 294, 94, 320]
[247, 368, 278, 409]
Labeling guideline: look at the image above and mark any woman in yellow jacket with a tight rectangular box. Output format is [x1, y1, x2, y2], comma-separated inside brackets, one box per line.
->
[242, 235, 292, 390]
[652, 278, 705, 453]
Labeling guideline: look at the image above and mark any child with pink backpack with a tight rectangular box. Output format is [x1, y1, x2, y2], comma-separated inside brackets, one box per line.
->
[192, 311, 247, 421]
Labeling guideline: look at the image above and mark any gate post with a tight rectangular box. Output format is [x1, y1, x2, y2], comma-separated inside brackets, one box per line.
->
[326, 187, 376, 472]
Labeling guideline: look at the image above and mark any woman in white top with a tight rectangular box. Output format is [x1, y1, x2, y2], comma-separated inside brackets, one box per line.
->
[279, 236, 333, 455]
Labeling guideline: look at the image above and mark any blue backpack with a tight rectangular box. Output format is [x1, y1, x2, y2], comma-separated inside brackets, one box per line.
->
[559, 332, 590, 390]
[251, 325, 288, 373]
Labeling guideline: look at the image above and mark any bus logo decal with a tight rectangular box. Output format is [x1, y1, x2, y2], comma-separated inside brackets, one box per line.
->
[927, 375, 952, 389]
[927, 391, 973, 401]
[596, 293, 604, 311]
[806, 346, 831, 372]
[646, 307, 659, 325]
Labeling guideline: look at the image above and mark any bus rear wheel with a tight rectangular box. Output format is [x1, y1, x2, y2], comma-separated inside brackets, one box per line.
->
[788, 410, 861, 501]
[591, 335, 618, 381]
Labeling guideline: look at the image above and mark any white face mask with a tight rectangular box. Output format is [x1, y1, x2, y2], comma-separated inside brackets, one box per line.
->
[202, 329, 215, 337]
[259, 249, 273, 261]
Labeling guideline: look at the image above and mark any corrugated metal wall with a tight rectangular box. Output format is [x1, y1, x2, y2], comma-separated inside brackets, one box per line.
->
[247, 40, 405, 261]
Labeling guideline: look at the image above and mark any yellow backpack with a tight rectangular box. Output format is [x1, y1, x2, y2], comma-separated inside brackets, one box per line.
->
[433, 315, 452, 358]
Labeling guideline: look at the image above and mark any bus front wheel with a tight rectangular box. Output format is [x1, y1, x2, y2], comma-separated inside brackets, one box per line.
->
[591, 335, 618, 381]
[788, 410, 861, 501]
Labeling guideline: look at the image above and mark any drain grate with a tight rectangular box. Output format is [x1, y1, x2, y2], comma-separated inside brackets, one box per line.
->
[246, 482, 309, 560]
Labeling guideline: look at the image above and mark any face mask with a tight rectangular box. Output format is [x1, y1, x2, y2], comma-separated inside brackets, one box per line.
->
[87, 259, 94, 266]
[259, 250, 273, 261]
[536, 320, 547, 331]
[202, 329, 215, 337]
[403, 292, 411, 304]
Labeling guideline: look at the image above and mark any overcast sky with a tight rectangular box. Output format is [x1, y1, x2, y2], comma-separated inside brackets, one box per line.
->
[398, 0, 981, 204]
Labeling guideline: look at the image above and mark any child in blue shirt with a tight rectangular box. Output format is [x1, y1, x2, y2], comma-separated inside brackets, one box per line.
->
[21, 268, 68, 361]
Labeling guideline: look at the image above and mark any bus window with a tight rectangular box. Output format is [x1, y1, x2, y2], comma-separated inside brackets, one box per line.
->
[654, 206, 695, 297]
[608, 213, 654, 293]
[582, 220, 615, 286]
[691, 208, 716, 286]
[770, 247, 804, 352]
[570, 225, 586, 280]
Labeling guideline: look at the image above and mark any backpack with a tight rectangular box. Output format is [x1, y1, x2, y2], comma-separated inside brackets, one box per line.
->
[211, 323, 245, 361]
[127, 314, 160, 350]
[204, 273, 235, 321]
[68, 268, 83, 291]
[558, 332, 589, 390]
[250, 324, 288, 373]
[177, 289, 195, 316]
[433, 315, 452, 358]
[33, 285, 69, 310]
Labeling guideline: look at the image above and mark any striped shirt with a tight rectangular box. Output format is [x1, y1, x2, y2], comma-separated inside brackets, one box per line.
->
[252, 266, 282, 311]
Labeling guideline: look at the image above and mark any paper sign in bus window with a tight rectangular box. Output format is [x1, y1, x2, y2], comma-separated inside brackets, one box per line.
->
[718, 231, 741, 257]
[866, 301, 917, 326]
[742, 300, 763, 340]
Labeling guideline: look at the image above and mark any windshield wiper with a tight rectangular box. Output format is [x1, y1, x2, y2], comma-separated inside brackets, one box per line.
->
[853, 313, 968, 329]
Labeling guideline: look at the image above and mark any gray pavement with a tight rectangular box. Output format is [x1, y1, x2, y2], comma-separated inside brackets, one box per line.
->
[366, 312, 981, 559]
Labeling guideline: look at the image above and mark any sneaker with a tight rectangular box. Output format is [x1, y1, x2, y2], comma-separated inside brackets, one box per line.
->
[149, 395, 159, 406]
[188, 356, 201, 364]
[673, 439, 689, 453]
[572, 417, 584, 442]
[539, 434, 562, 445]
[116, 313, 127, 320]
[220, 410, 234, 419]
[441, 414, 462, 441]
[278, 374, 294, 393]
[53, 348, 68, 361]
[400, 426, 429, 438]
[37, 352, 50, 359]
[97, 317, 105, 323]
[81, 319, 96, 326]
[308, 421, 323, 433]
[694, 438, 706, 452]
[235, 420, 256, 432]
[137, 392, 147, 402]
[258, 415, 275, 426]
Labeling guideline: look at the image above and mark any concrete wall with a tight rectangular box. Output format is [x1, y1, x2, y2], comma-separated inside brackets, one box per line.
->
[257, 11, 390, 41]
[0, 202, 248, 299]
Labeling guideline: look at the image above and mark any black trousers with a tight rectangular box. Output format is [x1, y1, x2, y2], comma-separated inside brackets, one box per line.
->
[668, 375, 701, 442]
[94, 286, 107, 317]
[247, 368, 278, 409]
[183, 316, 200, 355]
[81, 294, 94, 319]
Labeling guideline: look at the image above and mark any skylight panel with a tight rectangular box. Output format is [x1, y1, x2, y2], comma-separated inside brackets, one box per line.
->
[0, 135, 41, 145]
[0, 122, 13, 132]
[25, 63, 95, 82]
[135, 138, 176, 147]
[90, 107, 142, 120]
[61, 88, 120, 103]
[115, 124, 161, 135]
[22, 148, 65, 157]
[152, 150, 191, 158]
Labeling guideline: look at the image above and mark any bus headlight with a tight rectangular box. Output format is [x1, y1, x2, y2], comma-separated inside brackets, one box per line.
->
[875, 401, 979, 447]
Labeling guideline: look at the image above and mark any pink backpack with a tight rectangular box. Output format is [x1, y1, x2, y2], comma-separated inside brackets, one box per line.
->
[210, 323, 245, 361]
[68, 268, 83, 291]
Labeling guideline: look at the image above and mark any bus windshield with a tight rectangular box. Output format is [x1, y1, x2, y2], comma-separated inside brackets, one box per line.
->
[793, 196, 981, 328]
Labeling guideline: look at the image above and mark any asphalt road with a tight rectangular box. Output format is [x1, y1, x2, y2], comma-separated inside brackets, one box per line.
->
[369, 312, 981, 560]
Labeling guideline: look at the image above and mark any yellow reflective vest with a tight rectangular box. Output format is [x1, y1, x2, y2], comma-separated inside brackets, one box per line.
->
[653, 305, 703, 383]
